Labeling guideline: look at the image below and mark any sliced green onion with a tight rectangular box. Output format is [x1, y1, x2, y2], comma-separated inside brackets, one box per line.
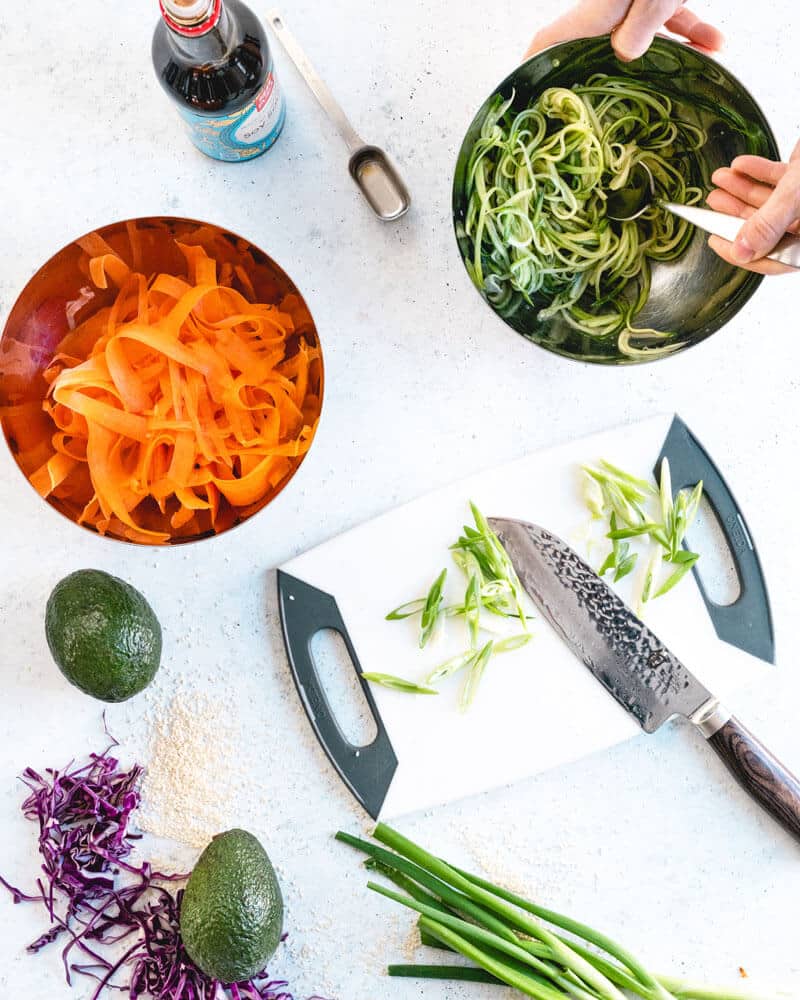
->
[642, 551, 659, 603]
[670, 491, 688, 558]
[598, 550, 617, 577]
[684, 480, 704, 527]
[582, 458, 704, 609]
[464, 573, 481, 648]
[607, 523, 663, 540]
[361, 673, 438, 695]
[384, 502, 534, 708]
[426, 649, 477, 685]
[385, 598, 426, 621]
[419, 569, 447, 648]
[582, 473, 605, 519]
[460, 639, 494, 711]
[659, 458, 674, 541]
[428, 633, 531, 685]
[450, 503, 529, 628]
[653, 553, 700, 598]
[598, 461, 656, 496]
[614, 550, 637, 582]
[493, 633, 533, 653]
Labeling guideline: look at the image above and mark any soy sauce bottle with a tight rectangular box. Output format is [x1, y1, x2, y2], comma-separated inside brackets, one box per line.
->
[152, 0, 286, 162]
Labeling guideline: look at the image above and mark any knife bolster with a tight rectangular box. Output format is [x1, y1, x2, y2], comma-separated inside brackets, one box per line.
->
[691, 698, 732, 738]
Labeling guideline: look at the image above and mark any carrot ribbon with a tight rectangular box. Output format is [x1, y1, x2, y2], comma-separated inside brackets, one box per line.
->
[23, 229, 322, 543]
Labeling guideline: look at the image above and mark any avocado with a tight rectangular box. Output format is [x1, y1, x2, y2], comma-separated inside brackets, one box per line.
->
[180, 829, 284, 984]
[45, 569, 161, 703]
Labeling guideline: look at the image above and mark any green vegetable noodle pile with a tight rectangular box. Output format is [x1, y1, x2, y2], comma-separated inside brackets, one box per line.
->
[464, 74, 707, 357]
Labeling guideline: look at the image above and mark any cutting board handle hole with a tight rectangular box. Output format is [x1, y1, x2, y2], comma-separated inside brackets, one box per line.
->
[308, 628, 378, 747]
[684, 493, 741, 607]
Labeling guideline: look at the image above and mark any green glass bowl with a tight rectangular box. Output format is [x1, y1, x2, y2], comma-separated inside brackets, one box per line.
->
[452, 36, 780, 364]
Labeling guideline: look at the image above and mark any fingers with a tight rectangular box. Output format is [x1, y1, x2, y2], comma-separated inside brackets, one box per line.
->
[711, 160, 800, 234]
[711, 165, 787, 210]
[612, 0, 679, 60]
[526, 0, 724, 60]
[664, 6, 724, 50]
[708, 150, 800, 264]
[707, 163, 800, 273]
[707, 235, 795, 276]
[706, 189, 755, 218]
[728, 156, 790, 187]
[728, 167, 800, 263]
[525, 0, 629, 57]
[707, 186, 800, 233]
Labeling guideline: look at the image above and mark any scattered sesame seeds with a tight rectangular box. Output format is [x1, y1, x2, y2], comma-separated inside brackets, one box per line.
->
[137, 687, 245, 849]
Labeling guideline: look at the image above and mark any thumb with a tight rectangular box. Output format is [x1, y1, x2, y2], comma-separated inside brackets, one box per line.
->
[731, 165, 800, 263]
[526, 0, 628, 57]
[612, 0, 678, 60]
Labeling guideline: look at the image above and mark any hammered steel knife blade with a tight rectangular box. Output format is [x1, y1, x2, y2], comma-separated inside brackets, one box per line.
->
[489, 517, 800, 841]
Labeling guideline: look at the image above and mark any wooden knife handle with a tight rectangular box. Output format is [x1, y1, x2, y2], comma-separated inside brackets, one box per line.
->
[706, 715, 800, 841]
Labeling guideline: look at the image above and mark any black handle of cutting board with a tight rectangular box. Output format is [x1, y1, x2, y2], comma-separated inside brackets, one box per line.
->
[657, 415, 774, 664]
[706, 716, 800, 840]
[276, 569, 398, 819]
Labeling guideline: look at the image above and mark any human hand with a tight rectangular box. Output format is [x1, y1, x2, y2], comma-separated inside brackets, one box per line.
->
[525, 1, 723, 62]
[707, 141, 800, 275]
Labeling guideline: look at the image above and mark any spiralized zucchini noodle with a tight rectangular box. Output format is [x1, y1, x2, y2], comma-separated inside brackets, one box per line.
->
[464, 75, 707, 357]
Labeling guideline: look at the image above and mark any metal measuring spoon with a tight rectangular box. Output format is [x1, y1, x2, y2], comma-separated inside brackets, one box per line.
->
[267, 10, 410, 222]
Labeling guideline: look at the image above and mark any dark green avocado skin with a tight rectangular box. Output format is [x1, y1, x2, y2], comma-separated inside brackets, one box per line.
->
[45, 569, 162, 703]
[179, 829, 284, 984]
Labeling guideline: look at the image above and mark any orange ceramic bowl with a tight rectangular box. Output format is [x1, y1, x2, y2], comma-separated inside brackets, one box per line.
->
[0, 217, 324, 545]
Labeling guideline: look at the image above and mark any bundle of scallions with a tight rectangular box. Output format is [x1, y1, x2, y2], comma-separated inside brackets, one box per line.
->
[338, 824, 779, 1000]
[464, 75, 707, 357]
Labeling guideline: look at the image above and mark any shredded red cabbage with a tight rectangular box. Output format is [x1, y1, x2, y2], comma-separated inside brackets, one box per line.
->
[0, 743, 327, 1000]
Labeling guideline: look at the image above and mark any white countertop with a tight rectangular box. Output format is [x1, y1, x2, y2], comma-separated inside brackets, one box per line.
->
[1, 1, 800, 997]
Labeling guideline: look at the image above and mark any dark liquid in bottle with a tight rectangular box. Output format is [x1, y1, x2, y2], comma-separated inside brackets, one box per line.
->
[152, 0, 285, 161]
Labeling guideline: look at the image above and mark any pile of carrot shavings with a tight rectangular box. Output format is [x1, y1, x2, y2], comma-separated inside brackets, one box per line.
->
[28, 233, 322, 543]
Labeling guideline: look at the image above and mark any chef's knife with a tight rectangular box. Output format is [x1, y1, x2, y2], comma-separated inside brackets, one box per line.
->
[489, 517, 800, 841]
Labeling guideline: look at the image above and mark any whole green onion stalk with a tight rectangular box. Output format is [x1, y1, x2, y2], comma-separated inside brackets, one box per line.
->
[337, 824, 778, 1000]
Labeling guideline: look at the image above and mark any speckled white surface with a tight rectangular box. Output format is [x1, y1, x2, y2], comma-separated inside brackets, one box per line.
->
[1, 1, 800, 998]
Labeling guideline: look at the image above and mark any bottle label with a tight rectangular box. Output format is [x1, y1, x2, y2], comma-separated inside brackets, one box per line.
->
[178, 72, 286, 162]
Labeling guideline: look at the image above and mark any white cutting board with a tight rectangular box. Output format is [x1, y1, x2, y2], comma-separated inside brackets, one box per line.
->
[280, 414, 770, 818]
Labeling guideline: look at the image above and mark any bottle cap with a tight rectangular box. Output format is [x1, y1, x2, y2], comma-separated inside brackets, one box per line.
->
[160, 0, 221, 33]
[162, 0, 211, 20]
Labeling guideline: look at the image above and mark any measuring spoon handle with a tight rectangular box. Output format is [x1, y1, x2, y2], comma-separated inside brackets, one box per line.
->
[267, 9, 364, 154]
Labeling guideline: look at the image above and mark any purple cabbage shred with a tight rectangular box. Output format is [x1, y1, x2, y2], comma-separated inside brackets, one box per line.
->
[0, 744, 328, 1000]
